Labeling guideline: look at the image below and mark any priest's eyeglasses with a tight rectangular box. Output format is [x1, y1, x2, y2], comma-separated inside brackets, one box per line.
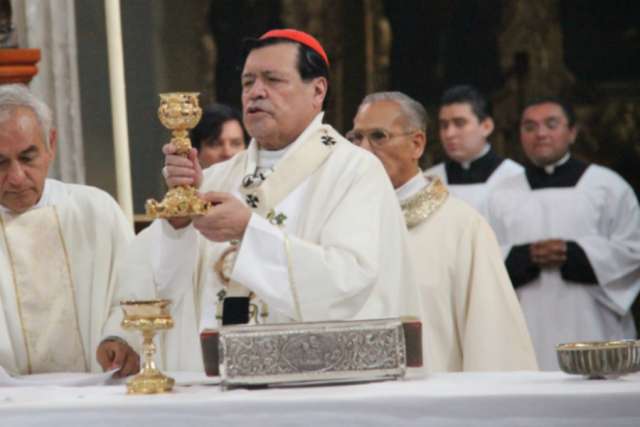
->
[346, 128, 415, 147]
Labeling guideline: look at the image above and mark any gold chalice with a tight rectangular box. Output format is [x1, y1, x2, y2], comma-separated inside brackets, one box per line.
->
[120, 299, 175, 394]
[145, 92, 211, 218]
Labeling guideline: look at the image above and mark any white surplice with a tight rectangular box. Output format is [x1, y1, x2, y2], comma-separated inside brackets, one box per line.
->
[426, 158, 522, 218]
[488, 165, 640, 370]
[0, 179, 133, 374]
[398, 173, 537, 372]
[106, 114, 421, 371]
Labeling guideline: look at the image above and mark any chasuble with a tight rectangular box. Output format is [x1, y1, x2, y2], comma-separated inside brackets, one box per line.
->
[0, 179, 133, 374]
[488, 159, 640, 370]
[398, 173, 537, 372]
[107, 115, 421, 371]
[426, 148, 523, 219]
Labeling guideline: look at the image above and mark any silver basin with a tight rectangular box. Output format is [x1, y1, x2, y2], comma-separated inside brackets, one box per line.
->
[556, 340, 640, 379]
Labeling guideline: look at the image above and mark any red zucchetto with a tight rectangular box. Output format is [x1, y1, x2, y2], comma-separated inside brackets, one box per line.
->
[259, 29, 330, 67]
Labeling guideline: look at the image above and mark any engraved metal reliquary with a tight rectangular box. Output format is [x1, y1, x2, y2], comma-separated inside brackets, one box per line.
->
[200, 317, 422, 387]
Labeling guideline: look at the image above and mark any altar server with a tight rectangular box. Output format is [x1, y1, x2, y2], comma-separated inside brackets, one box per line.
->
[426, 85, 522, 217]
[351, 91, 537, 372]
[105, 29, 420, 371]
[488, 97, 640, 370]
[0, 84, 136, 375]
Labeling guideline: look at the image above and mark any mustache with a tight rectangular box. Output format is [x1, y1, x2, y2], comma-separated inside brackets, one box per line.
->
[245, 103, 272, 114]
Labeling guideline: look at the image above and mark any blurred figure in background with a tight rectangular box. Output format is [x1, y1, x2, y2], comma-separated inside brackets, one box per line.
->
[427, 85, 523, 218]
[190, 103, 247, 168]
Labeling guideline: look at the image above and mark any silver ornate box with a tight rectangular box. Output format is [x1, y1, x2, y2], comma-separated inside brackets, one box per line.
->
[218, 318, 410, 387]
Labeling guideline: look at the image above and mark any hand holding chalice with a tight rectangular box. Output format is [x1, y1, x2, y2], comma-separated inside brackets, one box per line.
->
[146, 92, 210, 218]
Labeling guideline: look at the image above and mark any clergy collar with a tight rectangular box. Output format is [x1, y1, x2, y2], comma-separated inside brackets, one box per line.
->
[0, 179, 52, 215]
[460, 144, 490, 170]
[395, 171, 428, 203]
[540, 152, 571, 175]
[525, 154, 589, 190]
[257, 144, 288, 170]
[445, 145, 505, 184]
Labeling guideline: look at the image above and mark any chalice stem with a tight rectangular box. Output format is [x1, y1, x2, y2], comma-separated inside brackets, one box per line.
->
[142, 330, 158, 373]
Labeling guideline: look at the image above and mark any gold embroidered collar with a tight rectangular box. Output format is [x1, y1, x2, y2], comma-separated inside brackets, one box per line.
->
[400, 176, 449, 229]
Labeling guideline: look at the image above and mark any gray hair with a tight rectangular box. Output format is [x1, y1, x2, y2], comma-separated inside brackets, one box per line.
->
[0, 84, 53, 149]
[359, 91, 428, 132]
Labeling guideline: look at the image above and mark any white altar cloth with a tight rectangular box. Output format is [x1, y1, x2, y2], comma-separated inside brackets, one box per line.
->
[0, 367, 119, 387]
[1, 371, 639, 427]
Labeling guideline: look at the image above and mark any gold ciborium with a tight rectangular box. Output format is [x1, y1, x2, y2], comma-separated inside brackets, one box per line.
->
[120, 299, 174, 394]
[145, 92, 210, 218]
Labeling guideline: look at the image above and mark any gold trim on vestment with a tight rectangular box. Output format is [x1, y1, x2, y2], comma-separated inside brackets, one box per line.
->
[0, 214, 33, 373]
[400, 176, 449, 229]
[0, 208, 88, 373]
[53, 207, 89, 371]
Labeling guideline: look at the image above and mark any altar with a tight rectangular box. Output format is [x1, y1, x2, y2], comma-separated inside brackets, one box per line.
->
[1, 371, 639, 427]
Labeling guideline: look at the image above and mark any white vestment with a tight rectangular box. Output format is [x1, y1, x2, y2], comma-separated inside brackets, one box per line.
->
[0, 179, 133, 374]
[488, 163, 640, 370]
[426, 157, 522, 218]
[399, 173, 537, 372]
[107, 115, 420, 371]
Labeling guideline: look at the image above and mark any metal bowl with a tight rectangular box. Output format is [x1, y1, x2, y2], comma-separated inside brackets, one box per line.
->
[556, 340, 640, 379]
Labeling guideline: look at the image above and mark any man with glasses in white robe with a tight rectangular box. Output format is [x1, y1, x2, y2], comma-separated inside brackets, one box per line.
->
[350, 91, 537, 372]
[488, 97, 640, 370]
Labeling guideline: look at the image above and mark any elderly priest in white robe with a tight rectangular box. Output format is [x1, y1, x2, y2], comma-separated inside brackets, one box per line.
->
[104, 29, 419, 371]
[426, 85, 523, 218]
[0, 84, 136, 376]
[350, 91, 537, 372]
[488, 97, 640, 370]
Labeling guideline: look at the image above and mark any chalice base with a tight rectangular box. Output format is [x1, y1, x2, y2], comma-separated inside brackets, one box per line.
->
[145, 185, 211, 218]
[127, 369, 175, 394]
